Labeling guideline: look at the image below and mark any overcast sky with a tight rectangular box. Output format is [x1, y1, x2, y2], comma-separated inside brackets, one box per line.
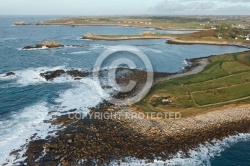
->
[0, 0, 250, 15]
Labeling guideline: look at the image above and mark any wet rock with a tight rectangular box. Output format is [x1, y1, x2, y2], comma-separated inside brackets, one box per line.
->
[66, 70, 88, 77]
[9, 149, 21, 156]
[40, 70, 66, 81]
[22, 41, 62, 50]
[40, 69, 89, 81]
[41, 161, 57, 166]
[5, 72, 15, 77]
[55, 155, 61, 160]
[22, 46, 36, 50]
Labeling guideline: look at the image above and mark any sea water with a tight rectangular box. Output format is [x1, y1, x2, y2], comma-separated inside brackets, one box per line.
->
[0, 16, 249, 165]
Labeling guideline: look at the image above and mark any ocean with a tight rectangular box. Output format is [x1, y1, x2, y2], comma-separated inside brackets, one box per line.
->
[0, 16, 249, 166]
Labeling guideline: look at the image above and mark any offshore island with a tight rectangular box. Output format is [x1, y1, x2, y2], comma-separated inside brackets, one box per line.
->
[8, 16, 250, 165]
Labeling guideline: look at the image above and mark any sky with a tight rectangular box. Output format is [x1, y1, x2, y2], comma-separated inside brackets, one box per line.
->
[0, 0, 250, 15]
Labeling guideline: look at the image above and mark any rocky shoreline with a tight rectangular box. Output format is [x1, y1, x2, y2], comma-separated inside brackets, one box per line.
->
[15, 102, 250, 166]
[4, 58, 250, 166]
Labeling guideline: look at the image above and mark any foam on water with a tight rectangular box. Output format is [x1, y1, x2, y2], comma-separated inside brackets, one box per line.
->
[0, 102, 56, 165]
[0, 37, 18, 41]
[79, 38, 93, 41]
[0, 66, 109, 164]
[110, 133, 250, 166]
[69, 50, 91, 55]
[55, 78, 109, 112]
[0, 66, 66, 87]
[0, 79, 107, 164]
[20, 46, 49, 51]
[142, 47, 162, 53]
[106, 45, 141, 52]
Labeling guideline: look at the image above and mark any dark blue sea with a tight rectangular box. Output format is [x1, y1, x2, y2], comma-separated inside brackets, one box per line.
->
[0, 16, 249, 165]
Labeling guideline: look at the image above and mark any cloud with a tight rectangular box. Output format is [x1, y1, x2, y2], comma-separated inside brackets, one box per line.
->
[150, 1, 186, 11]
[212, 5, 250, 15]
[149, 0, 215, 14]
[187, 2, 215, 10]
[149, 0, 250, 15]
[223, 0, 250, 2]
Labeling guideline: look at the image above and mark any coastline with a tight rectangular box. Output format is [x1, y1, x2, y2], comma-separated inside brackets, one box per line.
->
[82, 35, 250, 48]
[5, 19, 250, 165]
[12, 54, 250, 165]
[14, 19, 250, 48]
[13, 22, 203, 31]
[153, 58, 210, 85]
[20, 102, 250, 165]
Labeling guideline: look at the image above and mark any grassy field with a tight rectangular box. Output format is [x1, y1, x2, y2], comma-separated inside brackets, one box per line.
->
[135, 51, 250, 117]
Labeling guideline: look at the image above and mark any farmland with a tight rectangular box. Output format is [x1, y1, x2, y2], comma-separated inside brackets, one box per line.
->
[136, 51, 250, 117]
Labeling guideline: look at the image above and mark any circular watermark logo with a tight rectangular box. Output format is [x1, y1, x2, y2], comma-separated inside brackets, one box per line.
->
[92, 45, 154, 106]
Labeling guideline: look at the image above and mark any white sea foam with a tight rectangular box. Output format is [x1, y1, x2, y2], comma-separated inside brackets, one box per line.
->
[0, 66, 66, 87]
[55, 78, 108, 112]
[63, 45, 81, 48]
[110, 133, 250, 166]
[0, 37, 18, 41]
[69, 50, 91, 55]
[78, 38, 93, 41]
[142, 47, 162, 53]
[1, 75, 108, 164]
[21, 46, 49, 51]
[183, 60, 188, 66]
[0, 102, 57, 165]
[106, 45, 141, 52]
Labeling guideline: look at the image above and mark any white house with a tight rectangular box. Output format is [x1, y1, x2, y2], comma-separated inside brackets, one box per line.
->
[246, 35, 250, 41]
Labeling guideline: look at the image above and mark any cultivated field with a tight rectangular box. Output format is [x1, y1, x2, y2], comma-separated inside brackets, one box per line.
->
[136, 51, 250, 117]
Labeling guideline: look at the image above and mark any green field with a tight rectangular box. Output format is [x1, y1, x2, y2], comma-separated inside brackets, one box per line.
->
[136, 51, 250, 117]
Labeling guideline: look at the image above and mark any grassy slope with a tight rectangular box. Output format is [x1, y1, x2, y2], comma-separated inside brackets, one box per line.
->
[136, 51, 250, 117]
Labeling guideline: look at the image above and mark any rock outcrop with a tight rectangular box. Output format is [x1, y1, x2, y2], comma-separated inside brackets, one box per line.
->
[22, 41, 63, 50]
[40, 70, 89, 81]
[5, 72, 15, 77]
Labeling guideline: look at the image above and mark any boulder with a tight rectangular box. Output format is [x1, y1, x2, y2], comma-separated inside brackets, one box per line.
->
[40, 70, 66, 81]
[5, 72, 15, 77]
[66, 70, 88, 77]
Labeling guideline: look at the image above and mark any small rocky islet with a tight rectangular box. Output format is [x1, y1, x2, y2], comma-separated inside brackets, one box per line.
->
[22, 41, 85, 50]
[22, 41, 63, 50]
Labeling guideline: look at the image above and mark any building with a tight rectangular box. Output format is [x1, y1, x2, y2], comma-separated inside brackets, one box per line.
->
[246, 35, 250, 41]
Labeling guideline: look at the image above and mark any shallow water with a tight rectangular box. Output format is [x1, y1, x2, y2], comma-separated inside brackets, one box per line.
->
[0, 16, 249, 165]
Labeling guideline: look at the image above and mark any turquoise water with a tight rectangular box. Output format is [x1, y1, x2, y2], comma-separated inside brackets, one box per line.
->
[0, 16, 249, 165]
